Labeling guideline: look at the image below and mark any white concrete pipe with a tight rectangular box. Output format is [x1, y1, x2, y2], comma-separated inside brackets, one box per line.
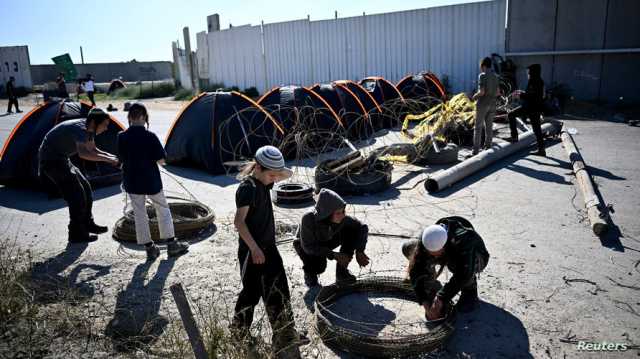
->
[424, 120, 563, 193]
[560, 130, 609, 235]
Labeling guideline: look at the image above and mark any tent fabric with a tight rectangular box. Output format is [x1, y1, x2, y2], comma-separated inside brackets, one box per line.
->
[0, 100, 124, 189]
[257, 85, 343, 133]
[359, 77, 405, 106]
[257, 85, 345, 157]
[107, 79, 126, 94]
[396, 72, 446, 101]
[308, 83, 371, 140]
[165, 91, 285, 174]
[359, 77, 406, 128]
[334, 80, 383, 131]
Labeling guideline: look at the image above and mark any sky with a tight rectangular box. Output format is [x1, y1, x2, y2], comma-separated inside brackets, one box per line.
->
[1, 0, 484, 65]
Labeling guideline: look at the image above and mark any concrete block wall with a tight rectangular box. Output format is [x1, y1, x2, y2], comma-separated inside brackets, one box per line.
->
[0, 46, 33, 90]
[30, 61, 173, 85]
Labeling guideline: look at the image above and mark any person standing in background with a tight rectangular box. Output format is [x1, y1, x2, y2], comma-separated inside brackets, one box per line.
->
[56, 73, 69, 98]
[85, 74, 96, 106]
[471, 57, 499, 155]
[508, 64, 546, 156]
[5, 77, 22, 114]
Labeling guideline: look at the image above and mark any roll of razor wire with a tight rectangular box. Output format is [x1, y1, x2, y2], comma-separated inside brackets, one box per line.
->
[314, 276, 456, 358]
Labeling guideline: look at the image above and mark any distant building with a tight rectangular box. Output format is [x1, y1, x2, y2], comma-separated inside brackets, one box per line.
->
[0, 46, 33, 90]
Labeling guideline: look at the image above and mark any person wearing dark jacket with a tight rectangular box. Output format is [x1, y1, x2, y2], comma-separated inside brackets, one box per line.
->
[6, 77, 22, 114]
[402, 216, 490, 318]
[293, 188, 370, 287]
[38, 108, 119, 243]
[56, 73, 69, 98]
[508, 64, 546, 156]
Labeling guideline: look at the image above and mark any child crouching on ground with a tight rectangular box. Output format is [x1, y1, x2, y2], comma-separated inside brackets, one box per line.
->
[117, 103, 189, 260]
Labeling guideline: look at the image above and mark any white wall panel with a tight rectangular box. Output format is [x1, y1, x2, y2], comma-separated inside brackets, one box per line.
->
[207, 25, 263, 91]
[263, 20, 312, 88]
[201, 0, 505, 94]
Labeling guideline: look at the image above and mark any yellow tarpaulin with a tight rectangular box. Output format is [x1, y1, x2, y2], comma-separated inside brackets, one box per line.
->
[378, 155, 409, 163]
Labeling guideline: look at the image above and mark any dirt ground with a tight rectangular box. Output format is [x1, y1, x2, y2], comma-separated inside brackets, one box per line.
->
[0, 96, 639, 358]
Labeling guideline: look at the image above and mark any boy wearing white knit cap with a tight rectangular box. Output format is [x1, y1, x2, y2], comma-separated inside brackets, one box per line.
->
[402, 216, 490, 319]
[232, 145, 302, 358]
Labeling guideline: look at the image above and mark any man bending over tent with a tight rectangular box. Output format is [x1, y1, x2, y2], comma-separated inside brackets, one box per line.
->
[293, 188, 370, 287]
[39, 108, 119, 243]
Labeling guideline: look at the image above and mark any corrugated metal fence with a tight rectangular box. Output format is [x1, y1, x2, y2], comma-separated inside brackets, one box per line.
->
[201, 0, 505, 94]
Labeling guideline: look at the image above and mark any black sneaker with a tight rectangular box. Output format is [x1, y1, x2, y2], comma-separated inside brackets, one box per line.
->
[534, 149, 546, 157]
[167, 240, 189, 257]
[146, 244, 160, 261]
[304, 272, 319, 287]
[69, 233, 98, 243]
[336, 265, 356, 284]
[87, 222, 108, 234]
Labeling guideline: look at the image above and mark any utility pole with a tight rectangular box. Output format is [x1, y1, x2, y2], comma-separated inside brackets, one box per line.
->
[80, 46, 85, 64]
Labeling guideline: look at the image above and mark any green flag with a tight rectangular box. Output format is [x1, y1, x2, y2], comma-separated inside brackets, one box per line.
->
[52, 54, 78, 81]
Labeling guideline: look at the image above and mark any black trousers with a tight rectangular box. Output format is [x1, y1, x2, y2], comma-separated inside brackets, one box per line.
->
[40, 161, 94, 236]
[293, 225, 363, 275]
[87, 91, 95, 106]
[415, 255, 488, 306]
[233, 245, 298, 355]
[508, 106, 544, 152]
[7, 97, 19, 112]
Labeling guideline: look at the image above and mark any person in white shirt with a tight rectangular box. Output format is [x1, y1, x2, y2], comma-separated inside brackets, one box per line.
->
[84, 74, 96, 106]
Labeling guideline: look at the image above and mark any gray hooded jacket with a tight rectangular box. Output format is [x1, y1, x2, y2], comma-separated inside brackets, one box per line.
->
[298, 188, 368, 257]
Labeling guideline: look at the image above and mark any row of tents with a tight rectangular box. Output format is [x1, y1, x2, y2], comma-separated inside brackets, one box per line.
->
[0, 73, 446, 189]
[165, 74, 446, 174]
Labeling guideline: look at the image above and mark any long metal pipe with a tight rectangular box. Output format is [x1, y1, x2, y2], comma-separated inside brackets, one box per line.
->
[424, 120, 562, 193]
[560, 130, 609, 235]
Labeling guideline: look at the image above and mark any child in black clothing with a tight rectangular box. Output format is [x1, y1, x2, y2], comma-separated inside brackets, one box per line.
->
[232, 145, 301, 358]
[117, 103, 189, 260]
